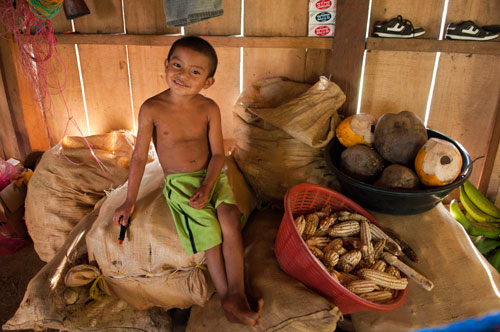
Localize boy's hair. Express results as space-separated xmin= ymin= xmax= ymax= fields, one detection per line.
xmin=167 ymin=36 xmax=218 ymax=78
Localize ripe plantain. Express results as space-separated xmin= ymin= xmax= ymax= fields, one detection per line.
xmin=463 ymin=181 xmax=500 ymax=218
xmin=460 ymin=186 xmax=500 ymax=223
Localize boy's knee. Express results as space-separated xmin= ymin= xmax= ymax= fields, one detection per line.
xmin=217 ymin=203 xmax=241 ymax=227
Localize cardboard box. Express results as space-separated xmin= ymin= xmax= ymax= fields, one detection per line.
xmin=308 ymin=24 xmax=335 ymax=37
xmin=0 ymin=182 xmax=27 ymax=239
xmin=309 ymin=0 xmax=336 ymax=11
xmin=309 ymin=11 xmax=336 ymax=25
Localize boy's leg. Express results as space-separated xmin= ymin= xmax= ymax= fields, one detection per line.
xmin=204 ymin=244 xmax=228 ymax=298
xmin=217 ymin=203 xmax=263 ymax=327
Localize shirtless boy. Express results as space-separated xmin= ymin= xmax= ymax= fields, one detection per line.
xmin=112 ymin=36 xmax=263 ymax=327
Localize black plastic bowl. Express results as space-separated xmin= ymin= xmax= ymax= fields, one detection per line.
xmin=325 ymin=129 xmax=473 ymax=215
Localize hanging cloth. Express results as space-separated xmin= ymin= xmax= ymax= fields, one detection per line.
xmin=163 ymin=0 xmax=223 ymax=27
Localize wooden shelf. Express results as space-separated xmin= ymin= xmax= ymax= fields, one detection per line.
xmin=55 ymin=33 xmax=334 ymax=49
xmin=367 ymin=37 xmax=500 ymax=55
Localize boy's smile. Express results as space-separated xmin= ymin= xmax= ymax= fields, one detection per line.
xmin=165 ymin=46 xmax=214 ymax=96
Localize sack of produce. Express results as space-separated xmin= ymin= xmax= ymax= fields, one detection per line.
xmin=3 ymin=202 xmax=173 ymax=332
xmin=25 ymin=130 xmax=140 ymax=262
xmin=186 ymin=209 xmax=342 ymax=332
xmin=232 ymin=76 xmax=343 ymax=203
xmin=86 ymin=156 xmax=256 ymax=310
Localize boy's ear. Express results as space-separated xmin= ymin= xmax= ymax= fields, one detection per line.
xmin=164 ymin=58 xmax=168 ymax=69
xmin=203 ymin=77 xmax=215 ymax=89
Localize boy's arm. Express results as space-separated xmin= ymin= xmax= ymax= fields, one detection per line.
xmin=189 ymin=102 xmax=225 ymax=209
xmin=112 ymin=103 xmax=154 ymax=224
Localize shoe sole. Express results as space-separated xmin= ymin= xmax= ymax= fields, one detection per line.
xmin=445 ymin=33 xmax=499 ymax=41
xmin=374 ymin=31 xmax=425 ymax=38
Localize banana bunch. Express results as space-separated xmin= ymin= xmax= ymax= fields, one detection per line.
xmin=449 ymin=180 xmax=500 ymax=273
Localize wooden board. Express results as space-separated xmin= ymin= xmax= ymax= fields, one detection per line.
xmin=123 ymin=0 xmax=178 ymax=34
xmin=446 ymin=0 xmax=500 ymax=26
xmin=427 ymin=53 xmax=500 ymax=187
xmin=77 ymin=45 xmax=133 ymax=134
xmin=243 ymin=48 xmax=306 ymax=88
xmin=305 ymin=49 xmax=333 ymax=84
xmin=244 ymin=0 xmax=308 ymax=37
xmin=185 ymin=0 xmax=241 ymax=36
xmin=370 ymin=0 xmax=445 ymax=39
xmin=44 ymin=44 xmax=88 ymax=142
xmin=0 ymin=65 xmax=19 ymax=159
xmin=487 ymin=117 xmax=500 ymax=202
xmin=50 ymin=10 xmax=72 ymax=33
xmin=73 ymin=0 xmax=124 ymax=33
xmin=360 ymin=50 xmax=435 ymax=121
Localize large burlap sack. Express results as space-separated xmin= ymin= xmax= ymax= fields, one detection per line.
xmin=86 ymin=156 xmax=257 ymax=310
xmin=3 ymin=201 xmax=173 ymax=332
xmin=186 ymin=209 xmax=342 ymax=332
xmin=232 ymin=77 xmax=341 ymax=203
xmin=26 ymin=130 xmax=139 ymax=262
xmin=351 ymin=204 xmax=500 ymax=332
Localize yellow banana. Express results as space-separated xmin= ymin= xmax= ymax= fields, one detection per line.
xmin=460 ymin=186 xmax=500 ymax=223
xmin=463 ymin=181 xmax=500 ymax=218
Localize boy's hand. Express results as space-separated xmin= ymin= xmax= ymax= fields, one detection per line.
xmin=113 ymin=201 xmax=135 ymax=226
xmin=189 ymin=185 xmax=210 ymax=209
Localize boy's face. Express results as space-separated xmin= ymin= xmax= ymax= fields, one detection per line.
xmin=165 ymin=46 xmax=214 ymax=96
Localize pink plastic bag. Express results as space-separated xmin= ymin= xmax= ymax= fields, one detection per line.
xmin=0 ymin=160 xmax=20 ymax=191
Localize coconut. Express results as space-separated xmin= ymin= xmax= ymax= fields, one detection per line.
xmin=340 ymin=144 xmax=385 ymax=182
xmin=336 ymin=113 xmax=377 ymax=148
xmin=374 ymin=164 xmax=420 ymax=190
xmin=414 ymin=138 xmax=462 ymax=187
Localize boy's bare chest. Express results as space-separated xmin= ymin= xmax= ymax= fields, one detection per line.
xmin=153 ymin=113 xmax=208 ymax=143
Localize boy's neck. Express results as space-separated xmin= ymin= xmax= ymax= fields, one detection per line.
xmin=166 ymin=89 xmax=199 ymax=104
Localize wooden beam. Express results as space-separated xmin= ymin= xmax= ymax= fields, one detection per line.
xmin=328 ymin=0 xmax=370 ymax=117
xmin=367 ymin=38 xmax=500 ymax=56
xmin=55 ymin=34 xmax=334 ymax=49
xmin=479 ymin=99 xmax=500 ymax=195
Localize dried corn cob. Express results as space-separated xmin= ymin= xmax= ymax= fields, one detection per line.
xmin=319 ymin=216 xmax=336 ymax=232
xmin=308 ymin=246 xmax=324 ymax=260
xmin=358 ymin=268 xmax=408 ymax=290
xmin=360 ymin=220 xmax=375 ymax=264
xmin=385 ymin=265 xmax=401 ymax=279
xmin=328 ymin=221 xmax=360 ymax=237
xmin=294 ymin=215 xmax=306 ymax=236
xmin=383 ymin=252 xmax=434 ymax=291
xmin=373 ymin=239 xmax=386 ymax=259
xmin=313 ymin=229 xmax=328 ymax=237
xmin=336 ymin=246 xmax=348 ymax=256
xmin=369 ymin=223 xmax=404 ymax=256
xmin=383 ymin=228 xmax=418 ymax=262
xmin=331 ymin=270 xmax=360 ymax=286
xmin=323 ymin=250 xmax=340 ymax=268
xmin=324 ymin=238 xmax=343 ymax=252
xmin=317 ymin=205 xmax=332 ymax=218
xmin=360 ymin=290 xmax=393 ymax=303
xmin=338 ymin=250 xmax=362 ymax=273
xmin=306 ymin=236 xmax=330 ymax=248
xmin=371 ymin=260 xmax=387 ymax=272
xmin=303 ymin=213 xmax=320 ymax=238
xmin=338 ymin=212 xmax=370 ymax=223
xmin=347 ymin=280 xmax=378 ymax=294
xmin=341 ymin=237 xmax=364 ymax=250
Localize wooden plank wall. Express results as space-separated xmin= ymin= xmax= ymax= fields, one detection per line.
xmin=363 ymin=0 xmax=500 ymax=201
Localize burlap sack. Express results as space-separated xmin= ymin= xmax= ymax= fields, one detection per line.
xmin=86 ymin=156 xmax=257 ymax=310
xmin=232 ymin=77 xmax=341 ymax=204
xmin=26 ymin=130 xmax=138 ymax=262
xmin=3 ymin=201 xmax=173 ymax=332
xmin=186 ymin=209 xmax=342 ymax=332
xmin=351 ymin=204 xmax=500 ymax=331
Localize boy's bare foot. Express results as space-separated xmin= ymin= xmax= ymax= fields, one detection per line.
xmin=222 ymin=294 xmax=264 ymax=327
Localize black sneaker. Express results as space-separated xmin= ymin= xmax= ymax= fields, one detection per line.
xmin=373 ymin=15 xmax=425 ymax=38
xmin=445 ymin=21 xmax=499 ymax=41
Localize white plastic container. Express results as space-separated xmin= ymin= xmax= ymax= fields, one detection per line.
xmin=309 ymin=11 xmax=336 ymax=25
xmin=309 ymin=0 xmax=336 ymax=12
xmin=308 ymin=24 xmax=335 ymax=37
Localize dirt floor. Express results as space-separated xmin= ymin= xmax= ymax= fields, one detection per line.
xmin=0 ymin=241 xmax=46 ymax=332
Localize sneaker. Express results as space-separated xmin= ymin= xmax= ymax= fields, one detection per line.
xmin=373 ymin=15 xmax=425 ymax=38
xmin=445 ymin=21 xmax=499 ymax=41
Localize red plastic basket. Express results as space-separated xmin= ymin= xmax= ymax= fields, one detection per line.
xmin=275 ymin=183 xmax=408 ymax=314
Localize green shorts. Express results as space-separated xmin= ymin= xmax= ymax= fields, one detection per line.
xmin=163 ymin=169 xmax=244 ymax=256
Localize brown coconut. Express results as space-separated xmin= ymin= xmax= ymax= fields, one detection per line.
xmin=373 ymin=111 xmax=428 ymax=166
xmin=340 ymin=145 xmax=385 ymax=182
xmin=374 ymin=164 xmax=420 ymax=190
